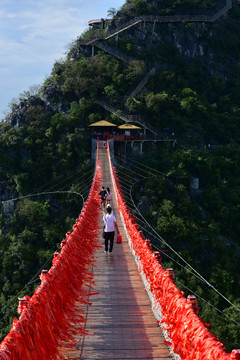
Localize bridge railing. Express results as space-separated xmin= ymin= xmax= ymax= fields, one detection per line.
xmin=106 ymin=140 xmax=239 ymax=360
xmin=0 ymin=154 xmax=102 ymax=360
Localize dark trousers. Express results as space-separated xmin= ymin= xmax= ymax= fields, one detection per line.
xmin=105 ymin=231 xmax=115 ymax=252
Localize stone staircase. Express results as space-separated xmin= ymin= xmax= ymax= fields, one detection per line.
xmin=127 ymin=67 xmax=156 ymax=97
xmin=105 ymin=18 xmax=143 ymax=40
xmin=211 ymin=0 xmax=232 ymax=21
xmin=79 ymin=0 xmax=233 ymax=67
xmin=93 ymin=42 xmax=133 ymax=62
xmin=98 ymin=99 xmax=159 ymax=136
xmin=98 ymin=99 xmax=135 ymax=123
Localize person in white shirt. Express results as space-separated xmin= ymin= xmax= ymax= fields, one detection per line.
xmin=103 ymin=206 xmax=119 ymax=253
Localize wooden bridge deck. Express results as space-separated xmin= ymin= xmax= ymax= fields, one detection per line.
xmin=62 ymin=148 xmax=171 ymax=359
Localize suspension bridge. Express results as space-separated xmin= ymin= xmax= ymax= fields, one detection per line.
xmin=0 ymin=142 xmax=239 ymax=360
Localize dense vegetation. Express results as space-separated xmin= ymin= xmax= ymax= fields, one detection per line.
xmin=118 ymin=0 xmax=225 ymax=16
xmin=0 ymin=0 xmax=239 ymax=350
xmin=0 ymin=99 xmax=95 ymax=337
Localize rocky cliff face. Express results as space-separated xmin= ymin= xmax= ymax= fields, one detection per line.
xmin=107 ymin=1 xmax=240 ymax=79
xmin=108 ymin=8 xmax=238 ymax=79
xmin=3 ymin=82 xmax=69 ymax=128
xmin=40 ymin=81 xmax=70 ymax=114
xmin=3 ymin=96 xmax=47 ymax=128
xmin=120 ymin=20 xmax=209 ymax=58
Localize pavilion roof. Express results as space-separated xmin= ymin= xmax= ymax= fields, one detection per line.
xmin=118 ymin=123 xmax=141 ymax=130
xmin=89 ymin=120 xmax=117 ymax=127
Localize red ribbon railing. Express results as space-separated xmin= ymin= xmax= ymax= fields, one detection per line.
xmin=106 ymin=141 xmax=239 ymax=360
xmin=0 ymin=158 xmax=102 ymax=360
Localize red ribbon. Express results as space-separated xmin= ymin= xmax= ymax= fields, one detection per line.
xmin=0 ymin=160 xmax=102 ymax=359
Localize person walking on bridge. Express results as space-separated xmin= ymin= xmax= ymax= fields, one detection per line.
xmin=103 ymin=206 xmax=119 ymax=254
xmin=106 ymin=187 xmax=112 ymax=205
xmin=99 ymin=186 xmax=107 ymax=209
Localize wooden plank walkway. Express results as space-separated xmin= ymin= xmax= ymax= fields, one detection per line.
xmin=61 ymin=148 xmax=171 ymax=360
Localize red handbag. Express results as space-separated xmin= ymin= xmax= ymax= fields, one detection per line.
xmin=116 ymin=234 xmax=122 ymax=244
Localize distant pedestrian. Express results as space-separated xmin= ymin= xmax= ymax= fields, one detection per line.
xmin=103 ymin=206 xmax=119 ymax=254
xmin=106 ymin=203 xmax=113 ymax=214
xmin=99 ymin=186 xmax=107 ymax=209
xmin=106 ymin=187 xmax=112 ymax=205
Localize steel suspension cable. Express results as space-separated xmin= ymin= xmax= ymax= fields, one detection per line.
xmin=118 ymin=181 xmax=240 ymax=325
xmin=128 ymin=178 xmax=240 ymax=313
xmin=115 ymin=153 xmax=167 ymax=177
xmin=46 ymin=164 xmax=95 ymax=192
xmin=177 ymin=282 xmax=240 ymax=327
xmin=2 ymin=190 xmax=84 ymax=205
xmin=115 ymin=160 xmax=240 ymax=312
xmin=2 ymin=165 xmax=95 ymax=204
xmin=115 ymin=155 xmax=160 ymax=178
xmin=113 ymin=152 xmax=240 ymax=324
xmin=0 ymin=170 xmax=97 ymax=322
xmin=119 ymin=195 xmax=209 ymax=283
xmin=36 ymin=160 xmax=94 ymax=193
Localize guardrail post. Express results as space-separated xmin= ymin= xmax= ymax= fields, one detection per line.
xmin=166 ymin=268 xmax=175 ymax=281
xmin=154 ymin=251 xmax=162 ymax=263
xmin=145 ymin=239 xmax=152 ymax=249
xmin=187 ymin=295 xmax=200 ymax=315
xmin=17 ymin=296 xmax=30 ymax=315
xmin=40 ymin=269 xmax=49 ymax=283
xmin=231 ymin=350 xmax=240 ymax=360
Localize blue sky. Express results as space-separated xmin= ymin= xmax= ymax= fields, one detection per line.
xmin=0 ymin=0 xmax=125 ymax=120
